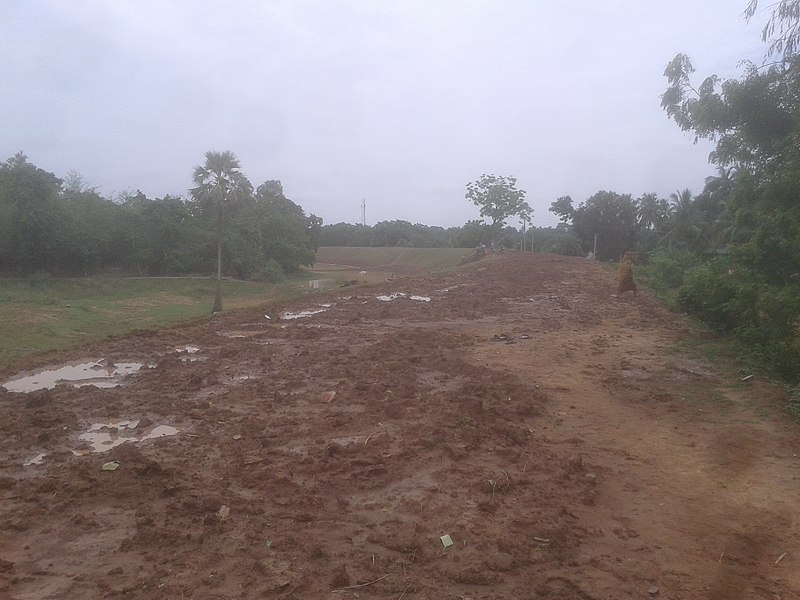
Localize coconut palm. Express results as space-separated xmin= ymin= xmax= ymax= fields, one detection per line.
xmin=190 ymin=150 xmax=249 ymax=313
xmin=661 ymin=188 xmax=703 ymax=250
xmin=636 ymin=193 xmax=670 ymax=230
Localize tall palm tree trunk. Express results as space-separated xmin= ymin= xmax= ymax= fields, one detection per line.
xmin=212 ymin=202 xmax=223 ymax=313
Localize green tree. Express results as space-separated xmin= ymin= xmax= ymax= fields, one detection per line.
xmin=745 ymin=0 xmax=800 ymax=61
xmin=190 ymin=151 xmax=251 ymax=313
xmin=0 ymin=152 xmax=64 ymax=274
xmin=659 ymin=5 xmax=800 ymax=383
xmin=636 ymin=193 xmax=670 ymax=231
xmin=549 ymin=191 xmax=639 ymax=260
xmin=549 ymin=196 xmax=575 ymax=224
xmin=465 ymin=174 xmax=531 ymax=234
xmin=660 ymin=189 xmax=702 ymax=250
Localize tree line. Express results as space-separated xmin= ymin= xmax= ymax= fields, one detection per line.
xmin=0 ymin=152 xmax=321 ymax=281
xmin=650 ymin=1 xmax=800 ymax=386
xmin=546 ymin=2 xmax=800 ymax=387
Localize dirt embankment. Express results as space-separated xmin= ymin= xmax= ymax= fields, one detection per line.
xmin=0 ymin=253 xmax=798 ymax=599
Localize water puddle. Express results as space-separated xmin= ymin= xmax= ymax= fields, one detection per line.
xmin=140 ymin=425 xmax=179 ymax=441
xmin=3 ymin=360 xmax=144 ymax=393
xmin=410 ymin=295 xmax=431 ymax=302
xmin=24 ymin=452 xmax=46 ymax=466
xmin=73 ymin=420 xmax=179 ymax=455
xmin=281 ymin=308 xmax=328 ymax=320
xmin=75 ymin=420 xmax=140 ymax=454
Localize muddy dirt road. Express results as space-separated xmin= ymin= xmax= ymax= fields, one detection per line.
xmin=1 ymin=254 xmax=798 ymax=599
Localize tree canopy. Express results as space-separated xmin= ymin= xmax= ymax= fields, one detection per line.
xmin=465 ymin=174 xmax=531 ymax=231
xmin=0 ymin=153 xmax=320 ymax=283
xmin=653 ymin=1 xmax=800 ymax=384
xmin=549 ymin=191 xmax=639 ymax=260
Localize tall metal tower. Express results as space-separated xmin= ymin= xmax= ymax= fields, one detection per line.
xmin=361 ymin=198 xmax=366 ymax=226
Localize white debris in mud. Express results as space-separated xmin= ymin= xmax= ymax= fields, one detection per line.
xmin=376 ymin=293 xmax=432 ymax=302
xmin=23 ymin=452 xmax=46 ymax=466
xmin=175 ymin=346 xmax=204 ymax=362
xmin=281 ymin=308 xmax=328 ymax=320
xmin=376 ymin=293 xmax=407 ymax=302
xmin=2 ymin=360 xmax=144 ymax=393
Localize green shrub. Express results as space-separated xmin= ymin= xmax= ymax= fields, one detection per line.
xmin=256 ymin=259 xmax=285 ymax=283
xmin=790 ymin=387 xmax=800 ymax=420
xmin=640 ymin=249 xmax=700 ymax=303
xmin=677 ymin=259 xmax=740 ymax=332
xmin=676 ymin=259 xmax=800 ymax=383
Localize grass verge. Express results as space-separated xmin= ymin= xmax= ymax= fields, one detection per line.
xmin=0 ymin=276 xmax=306 ymax=370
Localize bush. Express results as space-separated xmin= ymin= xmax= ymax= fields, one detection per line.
xmin=790 ymin=387 xmax=800 ymax=420
xmin=675 ymin=259 xmax=800 ymax=383
xmin=677 ymin=259 xmax=740 ymax=332
xmin=646 ymin=248 xmax=700 ymax=291
xmin=256 ymin=259 xmax=285 ymax=283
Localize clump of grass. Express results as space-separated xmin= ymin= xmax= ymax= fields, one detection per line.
xmin=790 ymin=387 xmax=800 ymax=420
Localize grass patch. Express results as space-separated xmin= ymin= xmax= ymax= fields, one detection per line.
xmin=315 ymin=247 xmax=470 ymax=275
xmin=0 ymin=276 xmax=305 ymax=369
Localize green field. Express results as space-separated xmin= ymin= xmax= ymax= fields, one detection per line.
xmin=0 ymin=248 xmax=472 ymax=370
xmin=314 ymin=246 xmax=471 ymax=275
xmin=0 ymin=276 xmax=307 ymax=369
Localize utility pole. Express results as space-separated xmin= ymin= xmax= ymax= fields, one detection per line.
xmin=593 ymin=233 xmax=598 ymax=258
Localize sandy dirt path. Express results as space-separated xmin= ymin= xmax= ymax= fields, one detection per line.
xmin=0 ymin=253 xmax=797 ymax=599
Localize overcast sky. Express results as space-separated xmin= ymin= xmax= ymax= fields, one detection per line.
xmin=2 ymin=1 xmax=767 ymax=228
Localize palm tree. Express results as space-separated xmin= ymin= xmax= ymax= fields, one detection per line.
xmin=190 ymin=150 xmax=248 ymax=313
xmin=662 ymin=188 xmax=703 ymax=250
xmin=636 ymin=193 xmax=670 ymax=230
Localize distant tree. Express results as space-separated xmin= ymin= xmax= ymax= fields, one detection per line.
xmin=0 ymin=152 xmax=64 ymax=274
xmin=249 ymin=180 xmax=315 ymax=276
xmin=549 ymin=196 xmax=575 ymax=224
xmin=453 ymin=219 xmax=493 ymax=248
xmin=636 ymin=193 xmax=670 ymax=231
xmin=318 ymin=223 xmax=375 ymax=247
xmin=465 ymin=174 xmax=531 ymax=233
xmin=190 ymin=151 xmax=251 ymax=313
xmin=660 ymin=189 xmax=705 ymax=250
xmin=307 ymin=214 xmax=323 ymax=251
xmin=530 ymin=226 xmax=583 ymax=256
xmin=550 ymin=191 xmax=639 ymax=260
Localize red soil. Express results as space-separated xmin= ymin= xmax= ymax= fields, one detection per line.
xmin=1 ymin=254 xmax=798 ymax=599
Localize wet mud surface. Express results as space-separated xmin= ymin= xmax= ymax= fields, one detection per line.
xmin=1 ymin=254 xmax=798 ymax=599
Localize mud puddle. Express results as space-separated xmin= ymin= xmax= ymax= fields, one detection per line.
xmin=73 ymin=420 xmax=180 ymax=455
xmin=3 ymin=360 xmax=144 ymax=393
